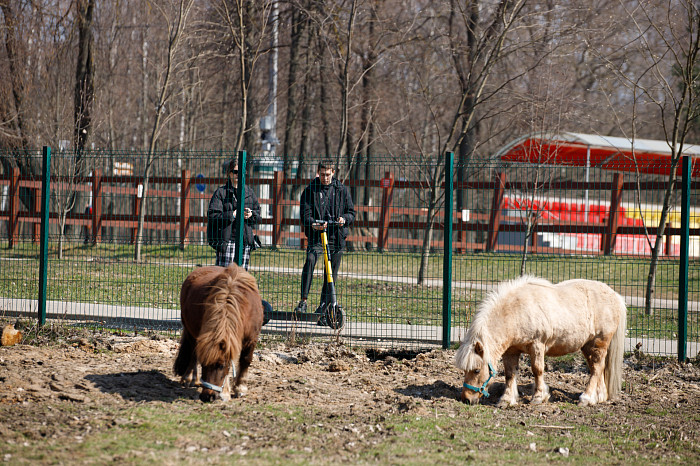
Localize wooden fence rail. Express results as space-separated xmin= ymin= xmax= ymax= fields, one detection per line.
xmin=1 ymin=167 xmax=698 ymax=256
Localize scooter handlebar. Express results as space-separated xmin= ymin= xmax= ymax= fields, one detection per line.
xmin=312 ymin=219 xmax=343 ymax=228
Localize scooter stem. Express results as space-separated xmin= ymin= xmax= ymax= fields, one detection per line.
xmin=318 ymin=227 xmax=338 ymax=306
xmin=320 ymin=229 xmax=333 ymax=284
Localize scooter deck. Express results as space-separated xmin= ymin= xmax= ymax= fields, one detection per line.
xmin=264 ymin=309 xmax=319 ymax=323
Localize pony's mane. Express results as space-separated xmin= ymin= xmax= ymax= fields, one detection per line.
xmin=196 ymin=266 xmax=260 ymax=366
xmin=454 ymin=275 xmax=552 ymax=370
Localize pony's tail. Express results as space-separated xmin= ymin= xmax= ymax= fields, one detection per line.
xmin=604 ymin=294 xmax=627 ymax=400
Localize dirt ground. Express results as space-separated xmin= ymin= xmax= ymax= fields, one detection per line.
xmin=1 ymin=332 xmax=700 ymax=463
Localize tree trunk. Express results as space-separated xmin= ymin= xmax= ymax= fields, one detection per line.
xmin=69 ymin=0 xmax=96 ymax=236
xmin=356 ymin=9 xmax=377 ymax=251
xmin=519 ymin=214 xmax=535 ymax=276
xmin=644 ymin=177 xmax=676 ymax=315
xmin=282 ymin=8 xmax=306 ymax=159
xmin=74 ymin=0 xmax=95 ymax=154
xmin=452 ymin=0 xmax=478 ymax=217
xmin=318 ymin=37 xmax=333 ymax=156
xmin=417 ymin=198 xmax=436 ymax=285
xmin=0 ymin=3 xmax=37 ymax=212
xmin=335 ymin=0 xmax=358 ymax=159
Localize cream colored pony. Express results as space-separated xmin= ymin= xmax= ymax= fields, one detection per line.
xmin=455 ymin=276 xmax=626 ymax=407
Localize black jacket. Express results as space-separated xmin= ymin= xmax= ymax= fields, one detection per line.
xmin=207 ymin=180 xmax=262 ymax=251
xmin=300 ymin=177 xmax=355 ymax=248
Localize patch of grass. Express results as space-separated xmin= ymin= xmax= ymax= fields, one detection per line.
xmin=644 ymin=406 xmax=670 ymax=417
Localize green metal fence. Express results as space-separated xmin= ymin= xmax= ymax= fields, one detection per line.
xmin=0 ymin=148 xmax=698 ymax=356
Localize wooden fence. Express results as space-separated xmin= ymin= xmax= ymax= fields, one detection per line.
xmin=1 ymin=166 xmax=697 ymax=255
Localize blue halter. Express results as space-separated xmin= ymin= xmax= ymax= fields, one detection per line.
xmin=200 ymin=364 xmax=237 ymax=394
xmin=200 ymin=380 xmax=223 ymax=393
xmin=462 ymin=362 xmax=496 ymax=397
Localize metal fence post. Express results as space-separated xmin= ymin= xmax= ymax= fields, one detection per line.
xmin=442 ymin=152 xmax=454 ymax=349
xmin=234 ymin=150 xmax=247 ymax=267
xmin=38 ymin=146 xmax=51 ymax=326
xmin=678 ymin=155 xmax=690 ymax=362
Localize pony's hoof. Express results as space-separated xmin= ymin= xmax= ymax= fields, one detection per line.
xmin=531 ymin=394 xmax=550 ymax=405
xmin=180 ymin=378 xmax=195 ymax=388
xmin=497 ymin=400 xmax=516 ymax=408
xmin=578 ymin=393 xmax=596 ymax=406
xmin=234 ymin=385 xmax=248 ymax=398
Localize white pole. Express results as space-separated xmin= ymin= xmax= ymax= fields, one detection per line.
xmin=584 ymin=145 xmax=590 ymax=223
xmin=269 ymin=0 xmax=278 ymax=138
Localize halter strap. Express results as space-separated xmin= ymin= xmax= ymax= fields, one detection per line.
xmin=200 ymin=364 xmax=237 ymax=394
xmin=200 ymin=380 xmax=223 ymax=393
xmin=462 ymin=362 xmax=496 ymax=397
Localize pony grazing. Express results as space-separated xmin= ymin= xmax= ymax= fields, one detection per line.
xmin=454 ymin=276 xmax=626 ymax=407
xmin=174 ymin=264 xmax=263 ymax=402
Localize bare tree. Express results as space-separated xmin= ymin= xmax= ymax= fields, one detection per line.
xmin=74 ymin=0 xmax=95 ymax=155
xmin=53 ymin=146 xmax=82 ymax=259
xmin=414 ymin=0 xmax=528 ymax=284
xmin=604 ymin=0 xmax=700 ymax=314
xmin=0 ymin=0 xmax=38 ymax=205
xmin=134 ymin=0 xmax=194 ymax=261
xmin=217 ymin=0 xmax=273 ymax=152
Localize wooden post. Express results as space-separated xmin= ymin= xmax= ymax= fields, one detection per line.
xmin=272 ymin=170 xmax=283 ymax=247
xmin=531 ymin=220 xmax=538 ymax=254
xmin=92 ymin=169 xmax=102 ymax=244
xmin=9 ymin=167 xmax=20 ymax=249
xmin=665 ymin=222 xmax=672 ymax=256
xmin=32 ymin=187 xmax=40 ymax=243
xmin=180 ymin=169 xmax=191 ymax=249
xmin=377 ymin=171 xmax=394 ymax=252
xmin=603 ymin=172 xmax=624 ymax=255
xmin=457 ymin=212 xmax=466 ymax=254
xmin=486 ymin=172 xmax=505 ymax=252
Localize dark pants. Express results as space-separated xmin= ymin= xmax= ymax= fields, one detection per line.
xmin=301 ymin=242 xmax=342 ymax=306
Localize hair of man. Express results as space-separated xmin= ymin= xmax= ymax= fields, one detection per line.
xmin=227 ymin=159 xmax=238 ymax=175
xmin=317 ymin=158 xmax=336 ymax=173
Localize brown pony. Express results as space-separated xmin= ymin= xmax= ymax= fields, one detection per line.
xmin=455 ymin=276 xmax=626 ymax=407
xmin=174 ymin=264 xmax=263 ymax=402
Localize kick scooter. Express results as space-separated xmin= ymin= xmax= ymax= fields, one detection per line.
xmin=262 ymin=220 xmax=346 ymax=330
xmin=310 ymin=219 xmax=346 ymax=330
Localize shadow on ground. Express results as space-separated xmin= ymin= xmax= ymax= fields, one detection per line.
xmin=85 ymin=370 xmax=197 ymax=402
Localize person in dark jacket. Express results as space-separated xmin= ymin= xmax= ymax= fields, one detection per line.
xmin=294 ymin=159 xmax=355 ymax=318
xmin=207 ymin=159 xmax=261 ymax=269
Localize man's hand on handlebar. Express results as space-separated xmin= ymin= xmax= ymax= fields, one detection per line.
xmin=312 ymin=217 xmax=345 ymax=230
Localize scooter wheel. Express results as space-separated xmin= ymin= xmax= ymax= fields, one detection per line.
xmin=325 ymin=304 xmax=346 ymax=330
xmin=262 ymin=299 xmax=272 ymax=326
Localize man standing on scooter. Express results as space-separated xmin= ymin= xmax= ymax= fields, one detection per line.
xmin=295 ymin=159 xmax=355 ymax=323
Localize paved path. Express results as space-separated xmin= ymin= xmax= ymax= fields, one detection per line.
xmin=2 ymin=263 xmax=697 ymax=357
xmin=247 ymin=265 xmax=699 ymax=312
xmin=2 ymin=295 xmax=697 ymax=357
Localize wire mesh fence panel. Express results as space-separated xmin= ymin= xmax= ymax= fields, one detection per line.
xmin=0 ymin=149 xmax=697 ymax=355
